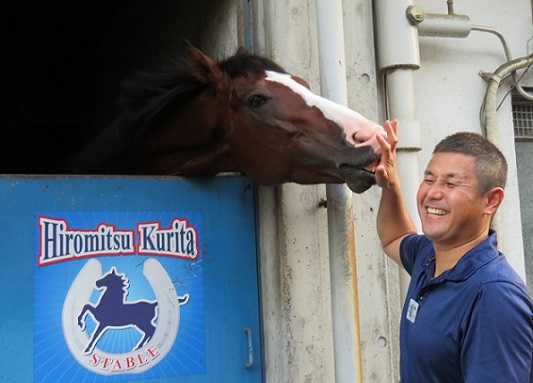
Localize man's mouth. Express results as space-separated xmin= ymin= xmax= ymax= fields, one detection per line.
xmin=426 ymin=207 xmax=448 ymax=216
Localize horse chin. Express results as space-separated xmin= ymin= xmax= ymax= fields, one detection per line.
xmin=339 ymin=166 xmax=376 ymax=194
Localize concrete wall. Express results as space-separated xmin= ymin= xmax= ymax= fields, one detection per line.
xmin=517 ymin=141 xmax=533 ymax=291
xmin=344 ymin=1 xmax=403 ymax=382
xmin=253 ymin=2 xmax=336 ymax=382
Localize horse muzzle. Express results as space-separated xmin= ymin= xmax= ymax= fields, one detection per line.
xmin=337 ymin=146 xmax=379 ymax=193
xmin=338 ymin=165 xmax=376 ymax=193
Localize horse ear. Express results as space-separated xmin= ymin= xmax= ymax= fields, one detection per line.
xmin=186 ymin=45 xmax=226 ymax=92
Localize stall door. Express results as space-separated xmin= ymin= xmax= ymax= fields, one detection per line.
xmin=0 ymin=176 xmax=262 ymax=383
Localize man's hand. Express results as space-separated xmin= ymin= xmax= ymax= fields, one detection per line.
xmin=375 ymin=119 xmax=400 ymax=190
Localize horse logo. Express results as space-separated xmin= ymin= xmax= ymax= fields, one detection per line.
xmin=62 ymin=258 xmax=190 ymax=375
xmin=77 ymin=267 xmax=189 ymax=354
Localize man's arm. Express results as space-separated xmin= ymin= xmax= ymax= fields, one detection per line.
xmin=375 ymin=120 xmax=417 ymax=264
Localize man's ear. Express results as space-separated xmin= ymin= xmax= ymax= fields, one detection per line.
xmin=484 ymin=187 xmax=505 ymax=215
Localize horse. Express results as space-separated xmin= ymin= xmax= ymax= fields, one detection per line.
xmin=77 ymin=267 xmax=189 ymax=354
xmin=71 ymin=45 xmax=385 ymax=193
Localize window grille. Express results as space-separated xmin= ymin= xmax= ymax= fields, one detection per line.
xmin=513 ymin=88 xmax=533 ymax=141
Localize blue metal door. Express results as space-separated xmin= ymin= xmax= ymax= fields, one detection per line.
xmin=0 ymin=176 xmax=262 ymax=383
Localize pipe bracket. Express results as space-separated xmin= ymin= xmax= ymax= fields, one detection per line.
xmin=396 ymin=120 xmax=421 ymax=151
xmin=406 ymin=5 xmax=425 ymax=25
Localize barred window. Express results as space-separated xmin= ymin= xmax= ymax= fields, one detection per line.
xmin=513 ymin=88 xmax=533 ymax=141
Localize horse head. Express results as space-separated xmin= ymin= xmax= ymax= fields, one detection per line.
xmin=221 ymin=52 xmax=385 ymax=193
xmin=96 ymin=267 xmax=128 ymax=292
xmin=72 ymin=45 xmax=385 ymax=193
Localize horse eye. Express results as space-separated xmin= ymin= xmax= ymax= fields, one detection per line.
xmin=247 ymin=94 xmax=269 ymax=108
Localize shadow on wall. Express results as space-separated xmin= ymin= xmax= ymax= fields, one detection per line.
xmin=5 ymin=0 xmax=228 ymax=174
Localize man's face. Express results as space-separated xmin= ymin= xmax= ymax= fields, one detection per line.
xmin=416 ymin=152 xmax=489 ymax=248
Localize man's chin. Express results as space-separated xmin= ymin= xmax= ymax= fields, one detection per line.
xmin=424 ymin=233 xmax=441 ymax=242
xmin=421 ymin=226 xmax=447 ymax=242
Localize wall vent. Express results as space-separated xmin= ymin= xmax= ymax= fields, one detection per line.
xmin=513 ymin=88 xmax=533 ymax=141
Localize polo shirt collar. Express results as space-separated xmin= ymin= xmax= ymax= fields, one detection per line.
xmin=427 ymin=230 xmax=501 ymax=283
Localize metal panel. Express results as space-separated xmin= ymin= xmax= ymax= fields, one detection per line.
xmin=0 ymin=175 xmax=262 ymax=383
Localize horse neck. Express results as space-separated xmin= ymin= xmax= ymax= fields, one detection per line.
xmin=130 ymin=92 xmax=238 ymax=175
xmin=100 ymin=287 xmax=125 ymax=305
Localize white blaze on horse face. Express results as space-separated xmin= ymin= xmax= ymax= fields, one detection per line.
xmin=265 ymin=71 xmax=385 ymax=155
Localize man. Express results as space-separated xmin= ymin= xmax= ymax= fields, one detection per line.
xmin=375 ymin=120 xmax=533 ymax=382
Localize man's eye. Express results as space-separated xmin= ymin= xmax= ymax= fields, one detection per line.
xmin=247 ymin=94 xmax=269 ymax=108
xmin=424 ymin=178 xmax=434 ymax=184
xmin=446 ymin=182 xmax=456 ymax=188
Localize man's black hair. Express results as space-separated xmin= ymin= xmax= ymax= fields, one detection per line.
xmin=433 ymin=132 xmax=507 ymax=194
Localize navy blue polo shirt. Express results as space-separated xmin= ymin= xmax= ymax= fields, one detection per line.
xmin=399 ymin=231 xmax=533 ymax=383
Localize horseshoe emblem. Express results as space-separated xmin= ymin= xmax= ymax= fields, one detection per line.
xmin=62 ymin=258 xmax=186 ymax=375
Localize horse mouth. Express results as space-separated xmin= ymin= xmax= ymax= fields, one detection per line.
xmin=338 ymin=163 xmax=376 ymax=193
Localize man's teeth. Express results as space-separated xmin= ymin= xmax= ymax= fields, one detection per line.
xmin=427 ymin=207 xmax=448 ymax=216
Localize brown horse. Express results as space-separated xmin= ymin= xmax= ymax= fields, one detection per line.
xmin=71 ymin=45 xmax=385 ymax=193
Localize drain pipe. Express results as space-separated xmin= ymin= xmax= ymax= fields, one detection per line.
xmin=480 ymin=55 xmax=533 ymax=280
xmin=483 ymin=55 xmax=533 ymax=133
xmin=374 ymin=0 xmax=422 ymax=296
xmin=315 ymin=1 xmax=363 ymax=382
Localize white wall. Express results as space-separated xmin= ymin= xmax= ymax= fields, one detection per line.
xmin=411 ymin=0 xmax=532 ymax=277
xmin=254 ymin=2 xmax=337 ymax=383
xmin=414 ymin=0 xmax=532 ymax=165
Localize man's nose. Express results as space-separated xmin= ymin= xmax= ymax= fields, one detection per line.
xmin=425 ymin=182 xmax=445 ymax=200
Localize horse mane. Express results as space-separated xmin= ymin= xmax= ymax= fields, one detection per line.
xmin=118 ymin=50 xmax=287 ymax=139
xmin=218 ymin=51 xmax=286 ymax=78
xmin=105 ymin=270 xmax=129 ymax=292
xmin=71 ymin=48 xmax=286 ymax=173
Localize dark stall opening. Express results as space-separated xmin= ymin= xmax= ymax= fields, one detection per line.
xmin=5 ymin=1 xmax=231 ymax=174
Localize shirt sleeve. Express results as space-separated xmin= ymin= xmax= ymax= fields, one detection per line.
xmin=461 ymin=282 xmax=533 ymax=383
xmin=399 ymin=234 xmax=427 ymax=275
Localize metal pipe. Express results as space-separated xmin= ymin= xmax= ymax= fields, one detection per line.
xmin=471 ymin=25 xmax=533 ymax=101
xmin=376 ymin=0 xmax=420 ymax=70
xmin=417 ymin=13 xmax=471 ymax=38
xmin=411 ymin=6 xmax=532 ymax=101
xmin=514 ymin=67 xmax=533 ymax=101
xmin=315 ymin=1 xmax=363 ymax=381
xmin=375 ymin=0 xmax=422 ymax=297
xmin=482 ymin=54 xmax=533 ymax=281
xmin=447 ymin=0 xmax=454 ymax=15
xmin=483 ymin=55 xmax=533 ymax=133
xmin=471 ymin=25 xmax=512 ymax=61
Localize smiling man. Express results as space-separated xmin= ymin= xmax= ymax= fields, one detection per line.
xmin=375 ymin=120 xmax=533 ymax=382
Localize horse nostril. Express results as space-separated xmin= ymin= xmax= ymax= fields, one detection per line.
xmin=352 ymin=132 xmax=366 ymax=145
